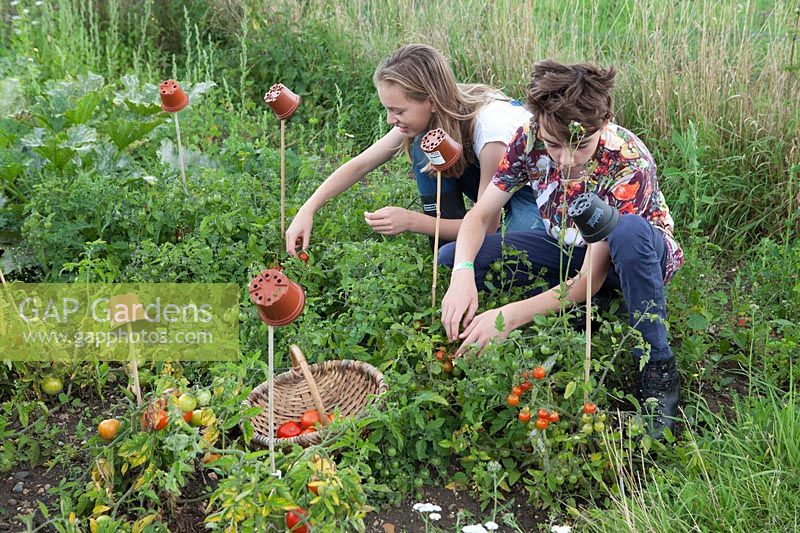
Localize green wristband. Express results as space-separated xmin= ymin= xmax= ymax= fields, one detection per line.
xmin=452 ymin=261 xmax=475 ymax=272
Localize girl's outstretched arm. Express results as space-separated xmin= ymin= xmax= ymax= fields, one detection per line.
xmin=286 ymin=128 xmax=404 ymax=255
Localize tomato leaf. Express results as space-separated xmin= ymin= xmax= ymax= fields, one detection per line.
xmin=564 ymin=381 xmax=577 ymax=399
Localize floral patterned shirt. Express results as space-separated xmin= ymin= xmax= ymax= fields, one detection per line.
xmin=492 ymin=120 xmax=684 ymax=283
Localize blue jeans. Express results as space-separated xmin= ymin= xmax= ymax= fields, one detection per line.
xmin=438 ymin=215 xmax=673 ymax=362
xmin=411 ymin=134 xmax=543 ymax=235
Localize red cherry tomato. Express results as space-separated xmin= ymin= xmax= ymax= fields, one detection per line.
xmin=277 ymin=421 xmax=302 ymax=438
xmin=507 ymin=394 xmax=520 ymax=407
xmin=583 ymin=402 xmax=597 ymax=414
xmin=520 ymin=381 xmax=532 ymax=391
xmin=298 ymin=251 xmax=309 ymax=263
xmin=153 ymin=410 xmax=168 ymax=431
xmin=300 ymin=409 xmax=321 ymax=430
xmin=537 ymin=408 xmax=550 ymax=420
xmin=532 ymin=367 xmax=546 ymax=380
xmin=535 ymin=418 xmax=549 ymax=430
xmin=548 ymin=411 xmax=560 ymax=423
xmin=285 ymin=508 xmax=310 ymax=533
xmin=518 ymin=409 xmax=531 ymax=424
xmin=511 ymin=385 xmax=523 ymax=397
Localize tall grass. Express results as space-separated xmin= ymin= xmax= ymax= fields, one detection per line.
xmin=580 ymin=389 xmax=800 ymax=531
xmin=290 ymin=0 xmax=800 ymax=249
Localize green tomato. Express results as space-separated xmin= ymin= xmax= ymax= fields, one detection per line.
xmin=386 ymin=447 xmax=397 ymax=457
xmin=178 ymin=394 xmax=197 ymax=413
xmin=581 ymin=413 xmax=594 ymax=424
xmin=597 ymin=413 xmax=607 ymax=423
xmin=190 ymin=409 xmax=203 ymax=427
xmin=195 ymin=389 xmax=212 ymax=406
xmin=540 ymin=344 xmax=553 ymax=355
xmin=581 ymin=423 xmax=594 ymax=434
xmin=593 ymin=422 xmax=605 ymax=432
xmin=613 ymin=323 xmax=623 ymax=334
xmin=413 ymin=477 xmax=424 ymax=488
xmin=41 ymin=377 xmax=63 ymax=396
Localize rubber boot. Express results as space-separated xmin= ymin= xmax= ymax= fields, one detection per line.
xmin=638 ymin=357 xmax=681 ymax=439
xmin=420 ymin=192 xmax=466 ymax=249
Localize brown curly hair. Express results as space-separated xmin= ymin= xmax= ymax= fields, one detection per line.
xmin=526 ymin=60 xmax=616 ymax=142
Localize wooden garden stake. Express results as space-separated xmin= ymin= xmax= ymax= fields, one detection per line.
xmin=268 ymin=324 xmax=276 ymax=474
xmin=173 ymin=112 xmax=187 ymax=189
xmin=127 ymin=322 xmax=143 ymax=408
xmin=431 ymin=170 xmax=442 ymax=311
xmin=280 ymin=119 xmax=286 ymax=238
xmin=584 ymin=243 xmax=592 ymax=404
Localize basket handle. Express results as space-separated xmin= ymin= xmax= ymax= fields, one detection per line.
xmin=289 ymin=344 xmax=330 ymax=426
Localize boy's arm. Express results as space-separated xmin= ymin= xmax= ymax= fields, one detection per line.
xmin=441 ymin=184 xmax=512 ymax=341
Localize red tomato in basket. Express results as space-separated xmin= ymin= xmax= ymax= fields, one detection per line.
xmin=300 ymin=409 xmax=321 ymax=430
xmin=276 ymin=421 xmax=302 ymax=438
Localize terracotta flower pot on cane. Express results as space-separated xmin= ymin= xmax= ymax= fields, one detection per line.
xmin=159 ymin=80 xmax=189 ymax=113
xmin=264 ymin=83 xmax=301 ymax=120
xmin=420 ymin=128 xmax=462 ymax=172
xmin=249 ymin=269 xmax=305 ymax=326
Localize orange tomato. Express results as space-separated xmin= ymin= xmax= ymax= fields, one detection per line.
xmin=98 ymin=419 xmax=120 ymax=441
xmin=507 ymin=394 xmax=520 ymax=407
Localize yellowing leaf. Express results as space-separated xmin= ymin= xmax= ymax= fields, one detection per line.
xmin=92 ymin=505 xmax=111 ymax=516
xmin=132 ymin=513 xmax=157 ymax=533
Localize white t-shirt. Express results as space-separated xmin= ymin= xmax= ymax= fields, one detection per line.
xmin=473 ymin=99 xmax=532 ymax=157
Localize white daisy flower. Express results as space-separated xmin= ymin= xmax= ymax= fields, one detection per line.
xmin=462 ymin=525 xmax=489 ymax=533
xmin=485 ymin=521 xmax=499 ymax=531
xmin=551 ymin=526 xmax=572 ymax=533
xmin=429 ymin=513 xmax=441 ymax=521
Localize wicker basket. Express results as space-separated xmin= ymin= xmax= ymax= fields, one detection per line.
xmin=245 ymin=345 xmax=388 ymax=448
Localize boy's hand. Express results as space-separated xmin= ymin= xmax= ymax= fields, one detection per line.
xmin=441 ymin=271 xmax=478 ymax=341
xmin=455 ymin=307 xmax=511 ymax=356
